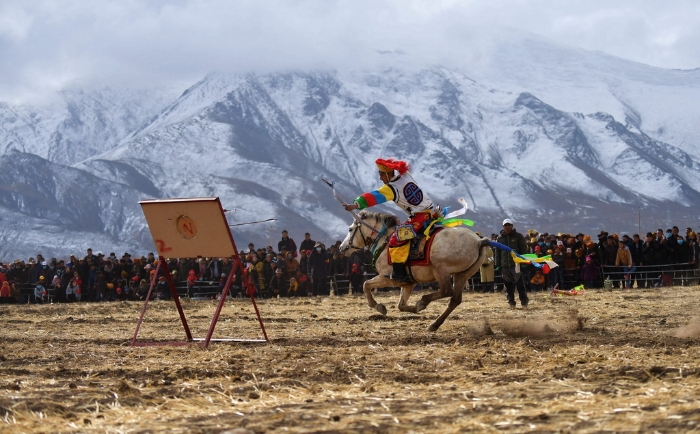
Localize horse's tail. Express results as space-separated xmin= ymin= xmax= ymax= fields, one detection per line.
xmin=478 ymin=237 xmax=491 ymax=250
xmin=474 ymin=236 xmax=491 ymax=269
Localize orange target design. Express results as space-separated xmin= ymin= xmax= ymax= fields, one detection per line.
xmin=176 ymin=215 xmax=198 ymax=239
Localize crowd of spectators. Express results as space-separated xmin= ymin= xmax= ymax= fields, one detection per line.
xmin=0 ymin=230 xmax=373 ymax=304
xmin=0 ymin=225 xmax=697 ymax=304
xmin=483 ymin=225 xmax=699 ymax=292
xmin=233 ymin=230 xmax=372 ymax=298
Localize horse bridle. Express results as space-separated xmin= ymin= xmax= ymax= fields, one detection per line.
xmin=346 ymin=217 xmax=387 ymax=252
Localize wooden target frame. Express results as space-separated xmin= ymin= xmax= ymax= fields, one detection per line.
xmin=131 ymin=197 xmax=269 ymax=347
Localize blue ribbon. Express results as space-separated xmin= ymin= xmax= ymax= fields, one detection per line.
xmin=488 ymin=240 xmax=545 ymax=269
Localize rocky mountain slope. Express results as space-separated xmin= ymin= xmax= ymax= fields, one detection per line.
xmin=1 ymin=35 xmax=699 ymax=259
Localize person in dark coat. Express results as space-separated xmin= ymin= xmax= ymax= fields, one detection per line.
xmin=259 ymin=254 xmax=273 ymax=294
xmin=278 ymin=230 xmax=298 ymax=257
xmin=307 ymin=242 xmax=330 ymax=296
xmin=348 ymin=253 xmax=365 ymax=295
xmin=155 ymin=276 xmax=170 ymax=300
xmin=629 ymin=234 xmax=644 ymax=288
xmin=580 ymin=256 xmax=599 ymax=288
xmin=267 ymin=268 xmax=286 ymax=298
xmin=641 ymin=232 xmax=660 ymax=288
xmin=494 ymin=219 xmax=528 ymax=309
xmin=329 ymin=251 xmax=348 ymax=278
xmin=603 ymin=236 xmax=620 ymax=288
xmin=299 ymin=233 xmax=316 ymax=256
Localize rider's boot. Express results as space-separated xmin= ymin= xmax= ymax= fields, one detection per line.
xmin=391 ymin=263 xmax=411 ymax=283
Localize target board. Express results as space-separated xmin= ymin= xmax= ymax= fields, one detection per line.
xmin=132 ymin=197 xmax=269 ymax=347
xmin=139 ymin=197 xmax=237 ymax=258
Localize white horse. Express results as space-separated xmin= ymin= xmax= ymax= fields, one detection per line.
xmin=339 ymin=210 xmax=490 ymax=331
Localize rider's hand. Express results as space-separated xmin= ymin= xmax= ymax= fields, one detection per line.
xmin=343 ymin=203 xmax=358 ymax=211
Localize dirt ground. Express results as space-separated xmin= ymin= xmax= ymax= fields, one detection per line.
xmin=2 ymin=286 xmax=700 ymax=433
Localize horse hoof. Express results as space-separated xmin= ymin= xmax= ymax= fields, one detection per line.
xmin=415 ymin=300 xmax=426 ymax=313
xmin=427 ymin=323 xmax=439 ymax=332
xmin=376 ymin=304 xmax=387 ymax=316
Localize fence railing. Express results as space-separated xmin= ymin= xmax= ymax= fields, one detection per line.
xmin=7 ymin=281 xmax=228 ymax=304
xmin=479 ymin=262 xmax=698 ymax=291
xmin=4 ymin=262 xmax=698 ymax=304
xmin=331 ymin=262 xmax=699 ymax=294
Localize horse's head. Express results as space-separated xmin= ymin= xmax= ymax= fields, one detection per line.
xmin=339 ymin=212 xmax=369 ymax=256
xmin=339 ymin=211 xmax=398 ymax=256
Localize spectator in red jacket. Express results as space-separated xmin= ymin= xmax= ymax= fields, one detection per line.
xmin=0 ymin=281 xmax=11 ymax=302
xmin=186 ymin=269 xmax=198 ymax=297
xmin=293 ymin=269 xmax=310 ymax=297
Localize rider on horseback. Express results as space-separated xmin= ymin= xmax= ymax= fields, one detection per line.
xmin=343 ymin=158 xmax=435 ymax=282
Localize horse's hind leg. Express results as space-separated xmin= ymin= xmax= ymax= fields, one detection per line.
xmin=415 ymin=273 xmax=452 ymax=313
xmin=428 ymin=271 xmax=468 ymax=332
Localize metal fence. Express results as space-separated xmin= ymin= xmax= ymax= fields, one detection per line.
xmin=330 ymin=262 xmax=699 ymax=294
xmin=480 ymin=262 xmax=698 ymax=291
xmin=5 ymin=261 xmax=698 ymax=304
xmin=8 ymin=281 xmax=226 ymax=304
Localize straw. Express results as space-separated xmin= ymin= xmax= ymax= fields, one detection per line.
xmin=0 ymin=286 xmax=699 ymax=432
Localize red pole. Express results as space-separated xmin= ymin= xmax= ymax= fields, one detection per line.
xmin=131 ymin=259 xmax=161 ymax=346
xmin=201 ymin=263 xmax=234 ymax=348
xmin=239 ymin=256 xmax=269 ymax=343
xmin=161 ymin=257 xmax=193 ymax=341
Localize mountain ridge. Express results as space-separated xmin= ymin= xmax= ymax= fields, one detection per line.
xmin=1 ymin=36 xmax=699 ymax=259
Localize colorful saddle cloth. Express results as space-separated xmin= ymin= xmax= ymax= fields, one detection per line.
xmin=388 ymin=225 xmax=443 ymax=267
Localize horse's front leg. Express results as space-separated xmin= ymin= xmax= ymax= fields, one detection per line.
xmin=363 ymin=275 xmax=391 ymax=316
xmin=396 ymin=284 xmax=417 ymax=313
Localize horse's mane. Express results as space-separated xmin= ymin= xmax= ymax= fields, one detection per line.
xmin=359 ymin=210 xmax=400 ymax=229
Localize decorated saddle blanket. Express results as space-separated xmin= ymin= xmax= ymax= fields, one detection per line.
xmin=388 ymin=226 xmax=443 ymax=267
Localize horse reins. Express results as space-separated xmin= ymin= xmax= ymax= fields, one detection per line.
xmin=348 ymin=219 xmax=389 ymax=265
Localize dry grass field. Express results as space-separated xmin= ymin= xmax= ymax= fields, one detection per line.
xmin=2 ymin=286 xmax=700 ymax=433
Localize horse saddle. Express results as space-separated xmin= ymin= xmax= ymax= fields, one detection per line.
xmin=389 ymin=224 xmax=443 ymax=266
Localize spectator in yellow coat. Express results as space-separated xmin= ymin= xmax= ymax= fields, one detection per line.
xmin=530 ymin=270 xmax=546 ymax=291
xmin=479 ymin=245 xmax=495 ymax=292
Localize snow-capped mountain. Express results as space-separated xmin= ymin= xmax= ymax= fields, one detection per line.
xmin=1 ymin=34 xmax=700 ymax=260
xmin=0 ymin=86 xmax=176 ymax=166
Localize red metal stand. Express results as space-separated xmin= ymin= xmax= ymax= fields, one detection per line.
xmin=131 ymin=255 xmax=269 ymax=347
xmin=131 ymin=257 xmax=193 ymax=346
xmin=130 ymin=197 xmax=270 ymax=348
xmin=197 ymin=254 xmax=269 ymax=346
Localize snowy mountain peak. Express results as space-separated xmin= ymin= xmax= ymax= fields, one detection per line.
xmin=1 ymin=36 xmax=700 ymax=258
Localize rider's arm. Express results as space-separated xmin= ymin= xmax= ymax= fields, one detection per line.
xmin=355 ymin=184 xmax=395 ymax=210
